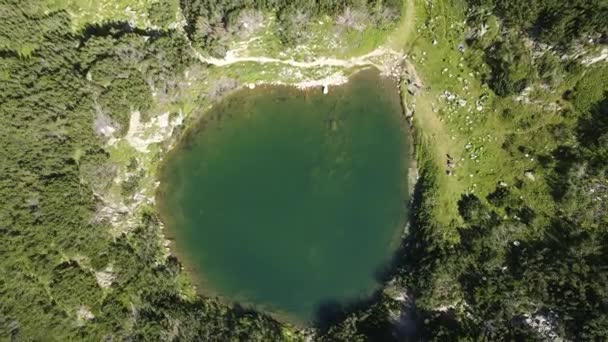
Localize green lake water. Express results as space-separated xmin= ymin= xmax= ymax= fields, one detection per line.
xmin=158 ymin=69 xmax=410 ymax=324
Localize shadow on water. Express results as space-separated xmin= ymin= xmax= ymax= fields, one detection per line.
xmin=311 ymin=171 xmax=430 ymax=339
xmin=232 ymin=302 xmax=264 ymax=318
xmin=314 ymin=292 xmax=384 ymax=331
xmin=312 ymin=279 xmax=419 ymax=340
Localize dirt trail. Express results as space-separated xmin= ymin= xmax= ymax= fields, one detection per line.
xmin=195 ymin=47 xmax=401 ymax=70
xmin=194 ymin=0 xmax=417 ymax=71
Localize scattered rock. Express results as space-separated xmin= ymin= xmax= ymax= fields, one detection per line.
xmin=524 ymin=311 xmax=562 ymax=341
xmin=125 ymin=110 xmax=183 ymax=153
xmin=443 ymin=90 xmax=456 ymax=101
xmin=95 ymin=266 xmax=116 ymax=289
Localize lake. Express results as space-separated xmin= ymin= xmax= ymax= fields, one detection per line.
xmin=158 ymin=68 xmax=411 ymax=324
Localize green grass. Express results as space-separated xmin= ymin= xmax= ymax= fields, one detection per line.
xmin=211 ymin=63 xmax=341 ymax=83
xmin=403 ymin=0 xmax=580 ymax=241
xmin=399 ymin=0 xmax=469 ymax=237
xmin=44 ymin=0 xmax=179 ymax=30
xmin=386 ymin=0 xmax=415 ymax=51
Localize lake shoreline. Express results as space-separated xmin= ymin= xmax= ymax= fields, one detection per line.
xmin=154 ymin=67 xmax=416 ymax=329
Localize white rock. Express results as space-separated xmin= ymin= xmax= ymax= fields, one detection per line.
xmin=76 ymin=306 xmax=95 ymax=325
xmin=525 ymin=171 xmax=536 ymax=181
xmin=95 ymin=267 xmax=116 ymax=288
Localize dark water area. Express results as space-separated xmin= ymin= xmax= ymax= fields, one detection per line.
xmin=157 ymin=68 xmax=411 ymax=325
